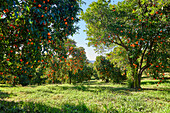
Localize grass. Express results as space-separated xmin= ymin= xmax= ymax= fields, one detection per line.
xmin=0 ymin=78 xmax=170 ymax=113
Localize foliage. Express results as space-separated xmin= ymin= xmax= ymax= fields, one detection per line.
xmin=88 ymin=62 xmax=99 ymax=80
xmin=81 ymin=0 xmax=169 ymax=88
xmin=0 ymin=0 xmax=82 ymax=85
xmin=94 ymin=56 xmax=125 ymax=83
xmin=45 ymin=39 xmax=91 ymax=84
xmin=107 ymin=46 xmax=129 ymax=68
xmin=65 ymin=39 xmax=90 ymax=84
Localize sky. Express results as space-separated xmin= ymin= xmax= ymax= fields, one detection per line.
xmin=69 ymin=0 xmax=123 ymax=61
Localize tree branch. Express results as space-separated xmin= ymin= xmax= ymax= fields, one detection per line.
xmin=140 ymin=64 xmax=150 ymax=74
xmin=139 ymin=43 xmax=148 ymax=73
xmin=117 ymin=34 xmax=129 ymax=51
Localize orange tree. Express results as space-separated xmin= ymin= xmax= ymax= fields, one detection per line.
xmin=65 ymin=39 xmax=89 ymax=84
xmin=70 ymin=47 xmax=90 ymax=83
xmin=0 ymin=0 xmax=82 ymax=85
xmin=47 ymin=39 xmax=90 ymax=84
xmin=94 ymin=56 xmax=125 ymax=83
xmin=87 ymin=62 xmax=98 ymax=80
xmin=76 ymin=64 xmax=93 ymax=82
xmin=81 ymin=0 xmax=169 ymax=88
xmin=45 ymin=53 xmax=67 ymax=84
xmin=106 ymin=46 xmax=129 ymax=77
xmin=45 ymin=39 xmax=76 ymax=84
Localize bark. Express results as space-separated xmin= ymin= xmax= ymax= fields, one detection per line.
xmin=138 ymin=73 xmax=142 ymax=88
xmin=131 ymin=73 xmax=143 ymax=89
xmin=130 ymin=69 xmax=142 ymax=89
xmin=69 ymin=71 xmax=72 ymax=84
xmin=69 ymin=78 xmax=71 ymax=84
xmin=105 ymin=79 xmax=109 ymax=83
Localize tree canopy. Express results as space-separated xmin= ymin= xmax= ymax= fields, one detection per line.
xmin=81 ymin=0 xmax=169 ymax=88
xmin=0 ymin=0 xmax=82 ymax=85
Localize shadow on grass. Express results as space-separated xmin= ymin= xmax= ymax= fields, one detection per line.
xmin=141 ymin=80 xmax=170 ymax=85
xmin=57 ymin=80 xmax=170 ymax=94
xmin=0 ymin=100 xmax=92 ymax=113
xmin=0 ymin=91 xmax=17 ymax=100
xmin=0 ymin=84 xmax=15 ymax=88
xmin=58 ymin=85 xmax=132 ymax=95
xmin=142 ymin=88 xmax=170 ymax=91
xmin=81 ymin=80 xmax=111 ymax=85
xmin=0 ymin=92 xmax=10 ymax=99
xmin=61 ymin=103 xmax=93 ymax=113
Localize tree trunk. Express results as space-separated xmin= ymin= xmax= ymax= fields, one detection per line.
xmin=69 ymin=78 xmax=71 ymax=84
xmin=130 ymin=68 xmax=142 ymax=89
xmin=131 ymin=73 xmax=142 ymax=89
xmin=138 ymin=73 xmax=142 ymax=88
xmin=69 ymin=71 xmax=72 ymax=84
xmin=105 ymin=79 xmax=109 ymax=83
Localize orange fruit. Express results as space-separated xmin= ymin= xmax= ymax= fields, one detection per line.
xmin=38 ymin=4 xmax=41 ymax=7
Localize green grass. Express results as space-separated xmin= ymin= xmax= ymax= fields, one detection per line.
xmin=0 ymin=79 xmax=170 ymax=113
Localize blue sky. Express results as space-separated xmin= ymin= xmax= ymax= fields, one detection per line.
xmin=69 ymin=0 xmax=123 ymax=61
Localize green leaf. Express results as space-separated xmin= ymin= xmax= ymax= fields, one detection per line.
xmin=26 ymin=6 xmax=30 ymax=12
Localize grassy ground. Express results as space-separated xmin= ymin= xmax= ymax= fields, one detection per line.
xmin=0 ymin=77 xmax=170 ymax=113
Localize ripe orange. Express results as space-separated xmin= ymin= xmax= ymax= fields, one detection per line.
xmin=135 ymin=41 xmax=138 ymax=44
xmin=70 ymin=47 xmax=73 ymax=50
xmin=38 ymin=4 xmax=41 ymax=7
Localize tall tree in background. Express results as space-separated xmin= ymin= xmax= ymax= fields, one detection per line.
xmin=106 ymin=46 xmax=128 ymax=78
xmin=65 ymin=39 xmax=89 ymax=84
xmin=94 ymin=55 xmax=125 ymax=83
xmin=47 ymin=39 xmax=90 ymax=84
xmin=107 ymin=46 xmax=129 ymax=70
xmin=81 ymin=0 xmax=169 ymax=88
xmin=0 ymin=0 xmax=82 ymax=85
